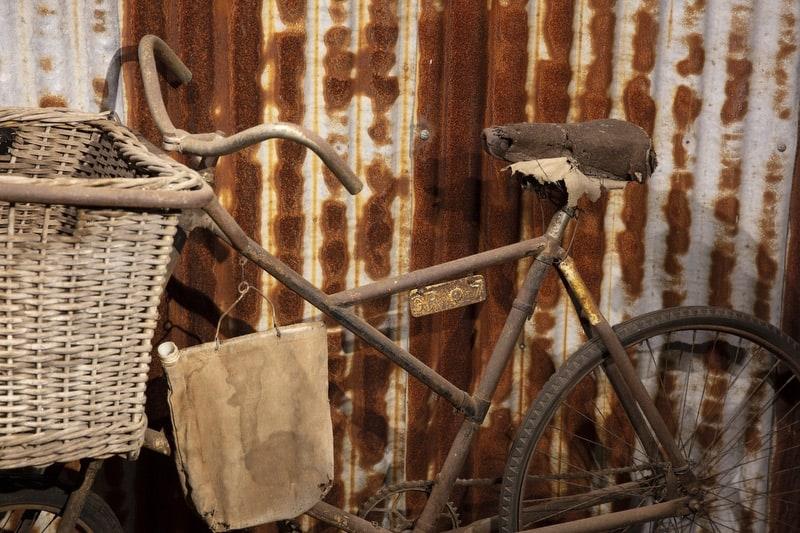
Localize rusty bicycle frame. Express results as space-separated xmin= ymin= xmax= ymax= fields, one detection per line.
xmin=7 ymin=34 xmax=700 ymax=533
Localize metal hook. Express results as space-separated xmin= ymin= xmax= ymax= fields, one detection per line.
xmin=214 ymin=280 xmax=281 ymax=350
xmin=239 ymin=256 xmax=247 ymax=280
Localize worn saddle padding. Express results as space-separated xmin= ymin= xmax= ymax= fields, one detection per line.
xmin=163 ymin=322 xmax=333 ymax=532
xmin=482 ymin=119 xmax=657 ymax=182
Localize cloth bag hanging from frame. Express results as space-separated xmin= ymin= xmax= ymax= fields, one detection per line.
xmin=160 ymin=320 xmax=333 ymax=531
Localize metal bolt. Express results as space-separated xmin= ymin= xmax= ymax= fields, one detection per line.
xmin=419 ymin=129 xmax=430 ymax=140
xmin=778 ymin=143 xmax=787 ymax=152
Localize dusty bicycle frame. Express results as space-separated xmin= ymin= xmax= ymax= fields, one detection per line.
xmin=2 ymin=35 xmax=701 ymax=533
xmin=199 ymin=199 xmax=697 ymax=533
xmin=6 ymin=173 xmax=695 ymax=533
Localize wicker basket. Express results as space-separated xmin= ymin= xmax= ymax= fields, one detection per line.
xmin=0 ymin=107 xmax=204 ymax=469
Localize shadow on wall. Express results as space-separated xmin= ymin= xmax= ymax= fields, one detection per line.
xmin=98 ymin=46 xmax=135 ymax=114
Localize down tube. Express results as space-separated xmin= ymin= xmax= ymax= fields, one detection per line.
xmin=413 ymin=257 xmax=553 ymax=533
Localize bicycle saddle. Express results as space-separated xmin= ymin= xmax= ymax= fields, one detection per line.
xmin=482 ymin=119 xmax=657 ymax=183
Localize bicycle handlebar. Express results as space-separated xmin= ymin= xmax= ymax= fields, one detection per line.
xmin=137 ymin=35 xmax=363 ymax=195
xmin=138 ymin=35 xmax=192 ymax=135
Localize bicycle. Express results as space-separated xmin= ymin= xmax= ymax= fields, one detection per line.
xmin=0 ymin=34 xmax=798 ymax=533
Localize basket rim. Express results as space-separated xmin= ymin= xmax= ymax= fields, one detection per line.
xmin=0 ymin=106 xmax=204 ymax=192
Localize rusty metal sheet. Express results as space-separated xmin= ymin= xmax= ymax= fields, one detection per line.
xmin=0 ymin=0 xmax=123 ymax=115
xmin=1 ymin=0 xmax=799 ymax=530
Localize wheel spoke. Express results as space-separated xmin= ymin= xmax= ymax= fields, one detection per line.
xmin=702 ymin=370 xmax=795 ymax=473
xmin=704 ymin=426 xmax=800 ymax=485
xmin=508 ymin=311 xmax=800 ymax=533
xmin=677 ymin=330 xmax=697 ymax=457
xmin=686 ymin=331 xmax=719 ymax=461
xmin=555 ymin=396 xmax=652 ymax=465
xmin=703 ymin=488 xmax=798 ymax=531
xmin=19 ymin=509 xmax=40 ymax=533
xmin=522 ymin=476 xmax=651 ymax=525
xmin=686 ymin=340 xmax=758 ymax=461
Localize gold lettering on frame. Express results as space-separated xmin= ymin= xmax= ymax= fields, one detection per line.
xmin=409 ymin=275 xmax=487 ymax=317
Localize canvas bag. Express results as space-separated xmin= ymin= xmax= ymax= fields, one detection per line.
xmin=160 ymin=321 xmax=333 ymax=531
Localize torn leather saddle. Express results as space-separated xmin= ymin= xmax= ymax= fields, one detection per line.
xmin=482 ymin=119 xmax=657 ymax=183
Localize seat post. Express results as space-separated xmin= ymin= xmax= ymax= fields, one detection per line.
xmin=544 ymin=204 xmax=577 ymax=245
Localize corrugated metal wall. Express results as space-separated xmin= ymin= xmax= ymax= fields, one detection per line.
xmin=2 ymin=0 xmax=799 ymax=530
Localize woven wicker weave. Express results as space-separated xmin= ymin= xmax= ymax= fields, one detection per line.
xmin=0 ymin=107 xmax=203 ymax=469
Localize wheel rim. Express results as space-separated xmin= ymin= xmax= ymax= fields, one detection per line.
xmin=513 ymin=322 xmax=800 ymax=532
xmin=0 ymin=505 xmax=90 ymax=533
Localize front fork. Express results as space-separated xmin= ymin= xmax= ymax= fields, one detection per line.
xmin=557 ymin=257 xmax=690 ymax=476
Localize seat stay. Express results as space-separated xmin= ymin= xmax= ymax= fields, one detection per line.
xmin=556 ymin=257 xmax=689 ymax=471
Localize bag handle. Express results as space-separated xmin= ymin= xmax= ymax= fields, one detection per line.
xmin=215 ymin=280 xmax=281 ymax=349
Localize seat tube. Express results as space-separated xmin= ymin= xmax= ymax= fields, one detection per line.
xmin=414 ymin=208 xmax=576 ymax=533
xmin=557 ymin=257 xmax=688 ymax=470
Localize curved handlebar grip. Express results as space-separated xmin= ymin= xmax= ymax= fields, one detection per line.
xmin=138 ymin=35 xmax=192 ymax=136
xmin=137 ymin=35 xmax=362 ymax=195
xmin=180 ymin=123 xmax=364 ymax=195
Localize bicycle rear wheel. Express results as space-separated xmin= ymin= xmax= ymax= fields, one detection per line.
xmin=0 ymin=483 xmax=121 ymax=533
xmin=500 ymin=306 xmax=800 ymax=532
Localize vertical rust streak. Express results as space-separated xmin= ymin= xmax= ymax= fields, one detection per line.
xmin=774 ymin=13 xmax=797 ymax=120
xmin=619 ymin=2 xmax=659 ymax=305
xmin=323 ymin=35 xmax=355 ymax=114
xmin=519 ymin=8 xmax=576 ymax=488
xmin=555 ymin=0 xmax=617 ymax=513
xmin=349 ymin=0 xmax=401 ymax=508
xmin=225 ymin=0 xmax=265 ymax=333
xmin=755 ymin=11 xmax=796 ymax=322
xmin=533 ymin=0 xmax=575 ymax=123
xmin=578 ymin=1 xmax=615 ymax=121
xmin=604 ymin=4 xmax=661 ymax=501
xmin=753 ymin=156 xmax=782 ymax=320
xmin=776 ymin=115 xmax=800 ymax=531
xmin=709 ymin=5 xmax=752 ymax=308
xmin=552 ymin=0 xmax=616 ymax=502
xmin=570 ymin=0 xmax=615 ymax=310
xmin=321 ymin=200 xmax=350 ymax=508
xmin=469 ymin=0 xmax=528 ymax=521
xmin=720 ymin=55 xmax=753 ymax=125
xmin=407 ymin=0 xmax=446 ymax=486
xmin=676 ymin=33 xmax=705 ymax=77
xmin=692 ymin=349 xmax=731 ymax=468
xmin=269 ymin=2 xmax=307 ymax=324
xmin=173 ymin=0 xmax=224 ymax=352
xmin=662 ymin=85 xmax=702 ymax=308
xmin=407 ymin=0 xmax=486 ymax=502
xmin=118 ymin=3 xmax=217 ymax=531
xmin=660 ymin=2 xmax=704 ymax=309
xmin=525 ymin=0 xmax=576 ymax=378
xmin=320 ymin=1 xmax=353 ymax=509
xmin=171 ymin=0 xmax=223 ymax=352
xmin=121 ymin=1 xmax=166 ymax=145
xmin=780 ymin=30 xmax=800 ymax=343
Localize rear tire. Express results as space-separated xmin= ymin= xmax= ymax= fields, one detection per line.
xmin=0 ymin=482 xmax=122 ymax=533
xmin=500 ymin=306 xmax=800 ymax=532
